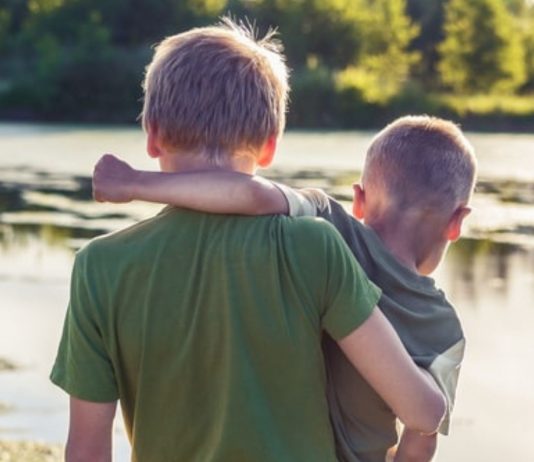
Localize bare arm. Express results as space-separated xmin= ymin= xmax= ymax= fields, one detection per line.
xmin=92 ymin=154 xmax=288 ymax=215
xmin=393 ymin=429 xmax=438 ymax=462
xmin=337 ymin=308 xmax=446 ymax=435
xmin=66 ymin=397 xmax=117 ymax=462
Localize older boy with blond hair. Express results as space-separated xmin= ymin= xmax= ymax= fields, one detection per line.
xmin=52 ymin=20 xmax=445 ymax=462
xmin=93 ymin=115 xmax=475 ymax=461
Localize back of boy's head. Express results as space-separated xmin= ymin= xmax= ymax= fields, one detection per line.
xmin=363 ymin=115 xmax=477 ymax=213
xmin=142 ymin=18 xmax=289 ymax=164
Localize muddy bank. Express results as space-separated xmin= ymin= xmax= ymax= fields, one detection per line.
xmin=0 ymin=440 xmax=62 ymax=462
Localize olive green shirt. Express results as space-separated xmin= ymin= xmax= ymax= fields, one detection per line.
xmin=51 ymin=207 xmax=381 ymax=462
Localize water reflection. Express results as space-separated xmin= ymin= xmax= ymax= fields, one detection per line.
xmin=444 ymin=238 xmax=519 ymax=306
xmin=0 ymin=223 xmax=98 ymax=254
xmin=1 ymin=165 xmax=533 ymax=305
xmin=1 ymin=163 xmax=534 ymax=251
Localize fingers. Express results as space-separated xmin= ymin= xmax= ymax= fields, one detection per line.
xmin=92 ymin=153 xmax=119 ymax=203
xmin=94 ymin=153 xmax=122 ymax=174
xmin=92 ymin=153 xmax=134 ymax=203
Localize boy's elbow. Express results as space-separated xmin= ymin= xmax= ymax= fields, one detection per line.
xmin=405 ymin=390 xmax=447 ymax=435
xmin=251 ymin=180 xmax=288 ymax=215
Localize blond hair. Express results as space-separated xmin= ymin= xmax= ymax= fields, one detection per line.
xmin=363 ymin=115 xmax=477 ymax=210
xmin=141 ymin=18 xmax=289 ymax=164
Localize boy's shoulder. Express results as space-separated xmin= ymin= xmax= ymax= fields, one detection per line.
xmin=78 ymin=206 xmax=348 ymax=272
xmin=274 ymin=183 xmax=463 ymax=334
xmin=75 ymin=206 xmax=196 ymax=274
xmin=274 ymin=184 xmax=381 ymax=268
xmin=79 ymin=207 xmax=171 ymax=254
xmin=280 ymin=213 xmax=343 ymax=240
xmin=276 ymin=214 xmax=367 ymax=273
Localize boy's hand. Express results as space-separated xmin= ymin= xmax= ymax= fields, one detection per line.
xmin=93 ymin=154 xmax=138 ymax=203
xmin=393 ymin=429 xmax=437 ymax=462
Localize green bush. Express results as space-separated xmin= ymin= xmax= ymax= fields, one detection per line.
xmin=0 ymin=45 xmax=147 ymax=121
xmin=288 ymin=65 xmax=339 ymax=128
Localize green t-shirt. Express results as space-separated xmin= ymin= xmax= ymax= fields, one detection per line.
xmin=51 ymin=207 xmax=381 ymax=462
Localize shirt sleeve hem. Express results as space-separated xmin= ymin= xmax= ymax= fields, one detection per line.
xmin=273 ymin=183 xmax=319 ymax=217
xmin=50 ymin=368 xmax=119 ymax=403
xmin=324 ymin=283 xmax=381 ymax=341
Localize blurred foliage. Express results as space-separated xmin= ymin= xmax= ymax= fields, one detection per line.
xmin=0 ymin=0 xmax=533 ymax=128
xmin=438 ymin=93 xmax=534 ymax=116
xmin=521 ymin=4 xmax=534 ymax=91
xmin=439 ymin=0 xmax=526 ymax=94
xmin=405 ymin=0 xmax=444 ymax=85
xmin=335 ymin=0 xmax=420 ymax=104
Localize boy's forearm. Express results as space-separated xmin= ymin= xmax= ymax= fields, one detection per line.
xmin=66 ymin=398 xmax=116 ymax=462
xmin=393 ymin=429 xmax=437 ymax=462
xmin=93 ymin=155 xmax=289 ymax=215
xmin=132 ymin=170 xmax=288 ymax=215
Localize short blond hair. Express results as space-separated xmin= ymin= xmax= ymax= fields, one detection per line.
xmin=141 ymin=18 xmax=289 ymax=164
xmin=364 ymin=115 xmax=477 ymax=209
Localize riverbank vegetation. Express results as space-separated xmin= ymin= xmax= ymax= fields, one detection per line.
xmin=1 ymin=0 xmax=534 ymax=130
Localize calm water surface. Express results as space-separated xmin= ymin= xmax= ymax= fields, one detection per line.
xmin=0 ymin=124 xmax=533 ymax=461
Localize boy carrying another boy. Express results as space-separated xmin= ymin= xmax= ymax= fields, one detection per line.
xmin=52 ymin=19 xmax=446 ymax=462
xmin=94 ymin=115 xmax=476 ymax=461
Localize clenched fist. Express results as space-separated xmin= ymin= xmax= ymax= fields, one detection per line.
xmin=92 ymin=154 xmax=138 ymax=203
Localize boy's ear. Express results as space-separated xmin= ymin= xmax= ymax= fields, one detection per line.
xmin=352 ymin=184 xmax=366 ymax=220
xmin=445 ymin=206 xmax=471 ymax=242
xmin=257 ymin=135 xmax=277 ymax=168
xmin=146 ymin=124 xmax=163 ymax=159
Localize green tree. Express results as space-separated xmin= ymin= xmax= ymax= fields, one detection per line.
xmin=0 ymin=7 xmax=10 ymax=51
xmin=231 ymin=0 xmax=367 ymax=69
xmin=521 ymin=4 xmax=534 ymax=90
xmin=502 ymin=0 xmax=528 ymax=15
xmin=336 ymin=0 xmax=420 ymax=104
xmin=406 ymin=0 xmax=444 ymax=84
xmin=438 ymin=0 xmax=526 ymax=94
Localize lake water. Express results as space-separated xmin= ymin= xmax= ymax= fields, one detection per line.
xmin=0 ymin=123 xmax=533 ymax=461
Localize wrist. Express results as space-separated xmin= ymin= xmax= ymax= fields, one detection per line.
xmin=128 ymin=168 xmax=148 ymax=201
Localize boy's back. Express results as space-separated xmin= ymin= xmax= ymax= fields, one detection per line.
xmin=313 ymin=196 xmax=465 ymax=461
xmin=51 ymin=206 xmax=381 ymax=461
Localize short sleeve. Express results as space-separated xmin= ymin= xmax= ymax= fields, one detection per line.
xmin=428 ymin=338 xmax=466 ymax=435
xmin=274 ymin=183 xmax=330 ymax=217
xmin=318 ymin=222 xmax=382 ymax=340
xmin=50 ymin=248 xmax=119 ymax=402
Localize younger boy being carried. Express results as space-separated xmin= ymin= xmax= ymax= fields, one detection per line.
xmin=93 ymin=115 xmax=476 ymax=462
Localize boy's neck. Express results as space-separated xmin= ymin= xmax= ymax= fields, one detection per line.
xmin=365 ymin=209 xmax=442 ymax=276
xmin=159 ymin=149 xmax=259 ymax=175
xmin=367 ymin=219 xmax=420 ymax=273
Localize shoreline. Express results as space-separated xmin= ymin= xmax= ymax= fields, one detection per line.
xmin=2 ymin=118 xmax=534 ymax=134
xmin=0 ymin=440 xmax=62 ymax=461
